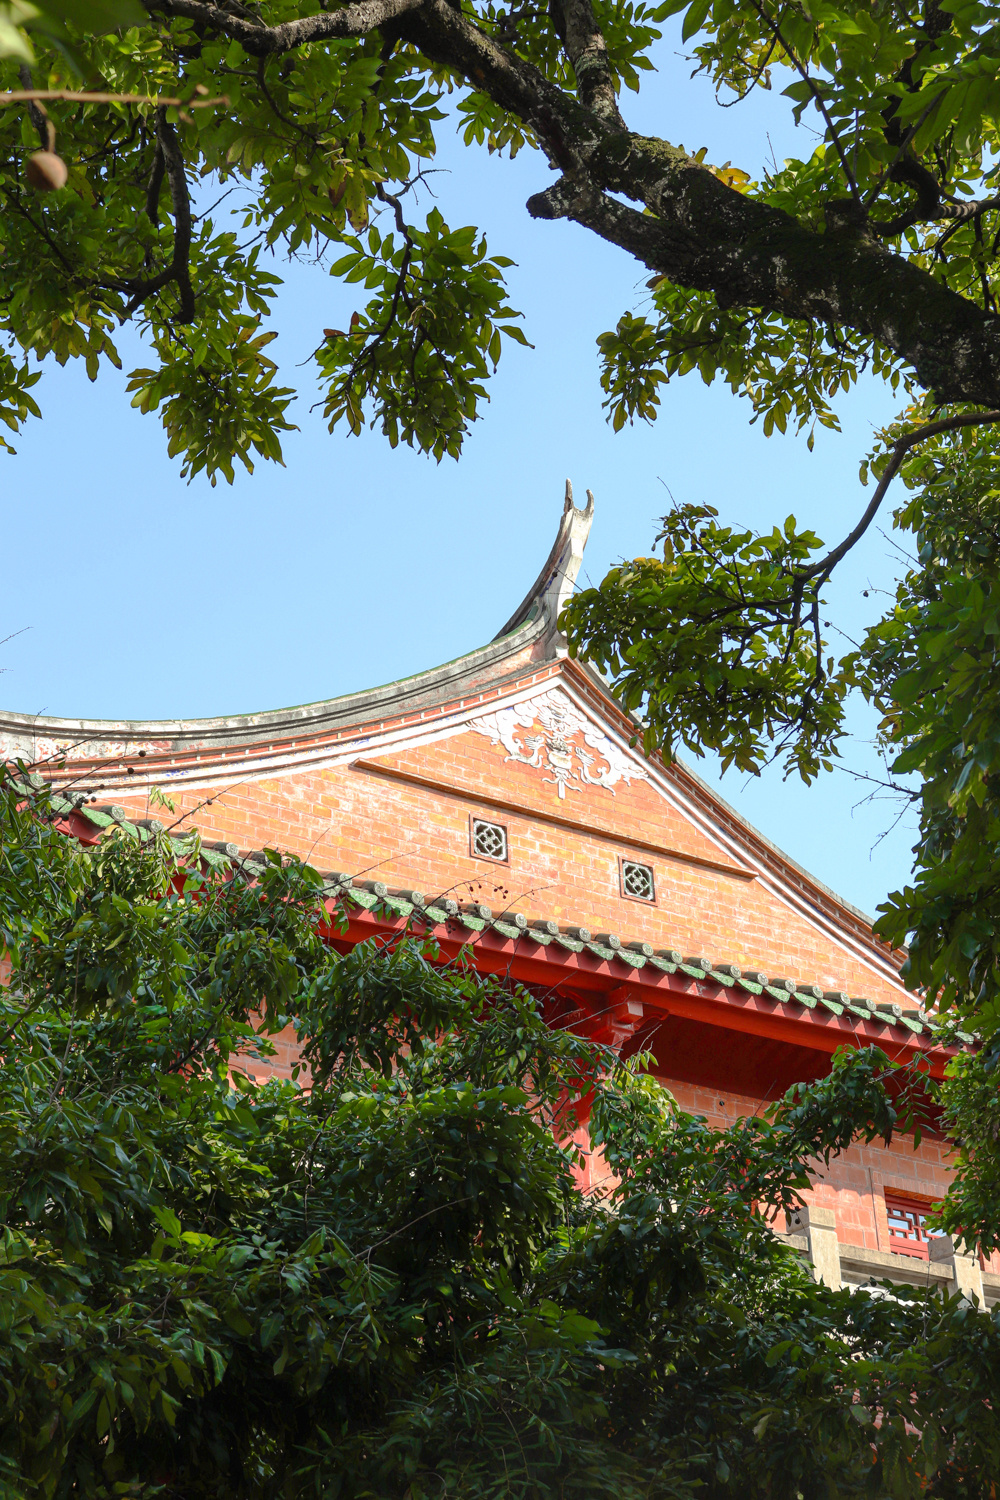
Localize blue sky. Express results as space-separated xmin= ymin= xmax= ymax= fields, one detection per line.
xmin=0 ymin=24 xmax=914 ymax=919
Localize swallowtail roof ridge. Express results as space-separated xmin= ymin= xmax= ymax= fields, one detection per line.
xmin=0 ymin=479 xmax=594 ymax=757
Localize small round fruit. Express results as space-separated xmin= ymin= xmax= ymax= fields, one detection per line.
xmin=26 ymin=152 xmax=68 ymax=191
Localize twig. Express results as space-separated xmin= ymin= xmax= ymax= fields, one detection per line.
xmin=747 ymin=0 xmax=862 ymax=205
xmin=0 ymin=89 xmax=230 ymax=109
xmin=796 ymin=409 xmax=1000 ymax=590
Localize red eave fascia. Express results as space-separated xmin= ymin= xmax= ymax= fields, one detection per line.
xmin=36 ymin=807 xmax=955 ymax=1083
xmin=325 ymin=902 xmax=960 ymax=1083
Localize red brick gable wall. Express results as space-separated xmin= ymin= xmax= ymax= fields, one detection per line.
xmin=106 ymin=724 xmax=907 ymax=1010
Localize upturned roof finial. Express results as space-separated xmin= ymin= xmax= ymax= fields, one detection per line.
xmin=493 ymin=477 xmax=596 ymax=641
xmin=563 ymin=477 xmax=595 ymax=519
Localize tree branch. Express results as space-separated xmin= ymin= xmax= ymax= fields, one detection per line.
xmin=16 ymin=66 xmax=52 ymax=150
xmin=145 ymin=139 xmax=165 ymax=226
xmin=746 ymin=0 xmax=861 ymax=205
xmin=0 ymin=88 xmax=229 ymax=108
xmin=399 ymin=0 xmax=601 ymax=165
xmin=530 ymin=146 xmax=1000 ymax=409
xmin=873 ymin=194 xmax=1000 ymax=239
xmin=548 ymin=0 xmax=624 ymax=128
xmin=800 ymin=409 xmax=1000 ymax=588
xmin=157 ymin=109 xmax=195 ymax=323
xmin=145 ymin=0 xmax=426 ymax=55
xmin=121 ymin=109 xmax=196 ymax=319
xmin=144 ymin=0 xmax=1000 ymax=407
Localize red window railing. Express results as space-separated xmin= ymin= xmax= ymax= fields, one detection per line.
xmin=885 ymin=1191 xmax=946 ymax=1260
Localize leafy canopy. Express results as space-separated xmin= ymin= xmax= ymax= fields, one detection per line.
xmin=3 ymin=766 xmax=1000 ymax=1498
xmin=7 ymin=0 xmax=1000 ymax=481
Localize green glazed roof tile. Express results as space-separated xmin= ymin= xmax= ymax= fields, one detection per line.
xmin=553 ymin=933 xmax=585 ymax=953
xmin=80 ymin=807 xmax=115 ymax=828
xmin=347 ymin=889 xmax=379 ymax=912
xmin=200 ymin=847 xmax=232 ymax=872
xmin=493 ymin=921 xmax=524 ymax=941
xmin=896 ymin=1016 xmax=923 ymax=1034
xmin=49 ymin=812 xmax=945 ymax=1047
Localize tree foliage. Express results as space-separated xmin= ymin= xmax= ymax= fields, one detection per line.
xmin=6 ymin=0 xmax=1000 ymax=480
xmin=2 ymin=765 xmax=1000 ymax=1498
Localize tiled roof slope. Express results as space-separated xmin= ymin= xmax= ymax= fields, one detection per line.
xmin=327 ymin=879 xmax=967 ymax=1051
xmin=37 ymin=786 xmax=967 ymax=1057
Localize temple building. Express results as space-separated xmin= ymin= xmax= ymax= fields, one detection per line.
xmin=1 ymin=485 xmax=994 ymax=1305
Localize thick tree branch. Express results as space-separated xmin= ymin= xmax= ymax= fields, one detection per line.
xmin=398 ymin=0 xmax=602 ymax=165
xmin=529 ymin=147 xmax=1000 ymax=409
xmin=400 ymin=0 xmax=1000 ymax=409
xmin=157 ymin=109 xmax=195 ymax=323
xmin=149 ymin=0 xmax=1000 ymax=405
xmin=145 ymin=0 xmax=425 ymax=55
xmin=548 ymin=0 xmax=624 ymax=128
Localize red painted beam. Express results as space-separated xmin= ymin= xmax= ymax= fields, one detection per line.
xmin=327 ymin=904 xmax=960 ymax=1082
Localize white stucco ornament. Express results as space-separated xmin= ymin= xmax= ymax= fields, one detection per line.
xmin=470 ymin=687 xmax=649 ymax=799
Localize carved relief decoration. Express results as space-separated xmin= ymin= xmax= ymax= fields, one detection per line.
xmin=469 ymin=687 xmax=649 ymax=800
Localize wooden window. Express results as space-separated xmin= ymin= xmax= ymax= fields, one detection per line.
xmin=885 ymin=1191 xmax=945 ymax=1260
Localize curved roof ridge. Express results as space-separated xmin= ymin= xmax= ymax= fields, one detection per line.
xmin=0 ymin=485 xmax=595 ymax=753
xmin=0 ymin=616 xmax=547 ymax=750
xmin=493 ymin=479 xmax=594 ymax=642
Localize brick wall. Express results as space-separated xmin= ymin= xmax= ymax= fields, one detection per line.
xmin=110 ymin=729 xmax=904 ymax=1006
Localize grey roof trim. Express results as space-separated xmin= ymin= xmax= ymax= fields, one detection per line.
xmin=0 ymin=486 xmax=597 ymax=755
xmin=0 ymin=617 xmax=548 ymax=753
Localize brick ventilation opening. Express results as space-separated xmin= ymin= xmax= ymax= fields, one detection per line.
xmin=622 ymin=860 xmax=655 ymax=902
xmin=885 ymin=1191 xmax=946 ymax=1259
xmin=472 ymin=819 xmax=508 ymax=862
